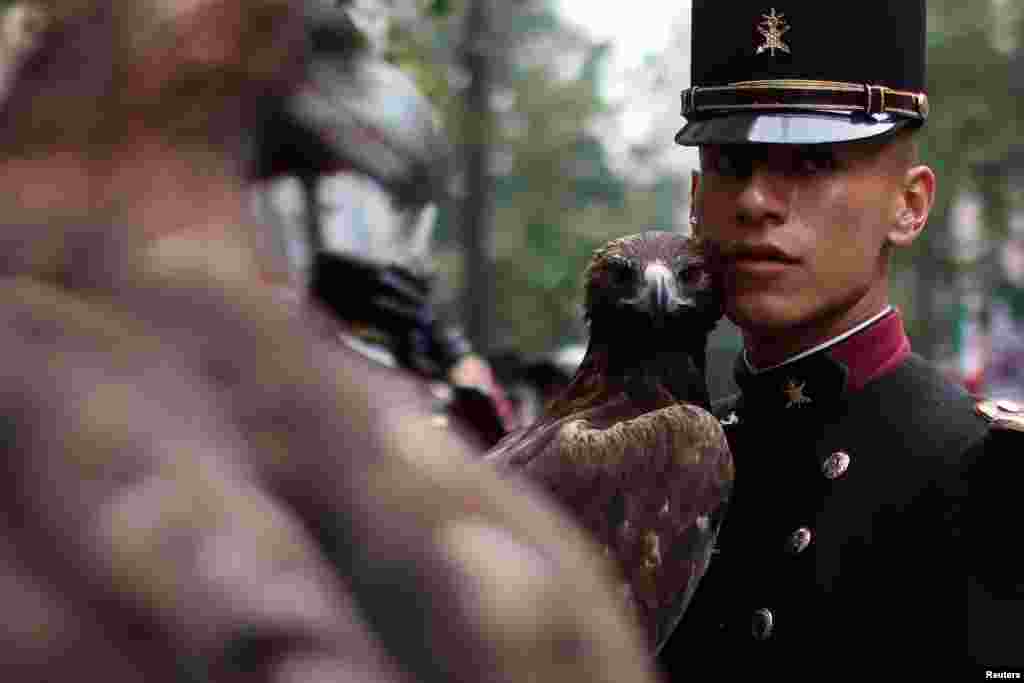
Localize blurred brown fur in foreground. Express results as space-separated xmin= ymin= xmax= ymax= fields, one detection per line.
xmin=0 ymin=2 xmax=658 ymax=682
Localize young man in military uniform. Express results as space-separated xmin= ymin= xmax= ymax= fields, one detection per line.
xmin=658 ymin=0 xmax=1022 ymax=676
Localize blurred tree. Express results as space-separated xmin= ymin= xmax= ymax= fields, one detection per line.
xmin=483 ymin=53 xmax=641 ymax=355
xmin=389 ymin=0 xmax=666 ymax=357
xmin=909 ymin=0 xmax=1024 ymax=360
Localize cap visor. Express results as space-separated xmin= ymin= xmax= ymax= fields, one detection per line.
xmin=675 ymin=112 xmax=912 ymax=146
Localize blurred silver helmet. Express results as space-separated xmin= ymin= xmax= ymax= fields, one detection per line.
xmin=253 ymin=1 xmax=450 ymax=278
xmin=294 ymin=51 xmax=449 ymax=203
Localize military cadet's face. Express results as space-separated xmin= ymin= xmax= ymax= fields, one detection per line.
xmin=694 ymin=139 xmax=907 ymax=342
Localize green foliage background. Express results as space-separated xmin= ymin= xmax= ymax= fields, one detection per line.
xmin=904 ymin=0 xmax=1024 ymax=357
xmin=389 ymin=0 xmax=683 ymax=357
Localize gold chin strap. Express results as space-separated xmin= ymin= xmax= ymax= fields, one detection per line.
xmin=681 ymin=79 xmax=929 ymax=122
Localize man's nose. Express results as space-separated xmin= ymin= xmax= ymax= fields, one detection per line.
xmin=734 ymin=165 xmax=789 ymax=228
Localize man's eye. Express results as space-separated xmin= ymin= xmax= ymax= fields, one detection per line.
xmin=708 ymin=152 xmax=750 ymax=178
xmin=679 ymin=267 xmax=710 ymax=288
xmin=794 ymin=151 xmax=836 ymax=175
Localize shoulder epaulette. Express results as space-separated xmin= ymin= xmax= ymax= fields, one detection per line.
xmin=976 ymin=399 xmax=1024 ymax=433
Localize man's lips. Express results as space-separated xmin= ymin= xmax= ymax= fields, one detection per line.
xmin=714 ymin=242 xmax=799 ymax=280
xmin=718 ymin=242 xmax=799 ymax=264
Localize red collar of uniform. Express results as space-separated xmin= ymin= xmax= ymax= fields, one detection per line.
xmin=826 ymin=308 xmax=911 ymax=392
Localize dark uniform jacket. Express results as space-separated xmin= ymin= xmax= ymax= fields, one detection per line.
xmin=658 ymin=310 xmax=1023 ymax=678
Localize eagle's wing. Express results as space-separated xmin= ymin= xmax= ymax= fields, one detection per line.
xmin=486 ymin=399 xmax=733 ymax=651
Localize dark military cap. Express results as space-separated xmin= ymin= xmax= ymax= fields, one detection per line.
xmin=676 ymin=0 xmax=929 ymax=145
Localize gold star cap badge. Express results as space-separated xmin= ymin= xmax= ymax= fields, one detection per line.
xmin=756 ymin=8 xmax=791 ymax=57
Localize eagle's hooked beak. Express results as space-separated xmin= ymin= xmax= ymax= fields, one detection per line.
xmin=623 ymin=263 xmax=689 ymax=324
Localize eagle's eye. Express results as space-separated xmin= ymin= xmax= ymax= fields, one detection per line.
xmin=677 ymin=262 xmax=709 ymax=288
xmin=606 ymin=258 xmax=633 ymax=284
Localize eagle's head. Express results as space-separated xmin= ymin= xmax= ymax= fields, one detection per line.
xmin=583 ymin=232 xmax=722 ymax=340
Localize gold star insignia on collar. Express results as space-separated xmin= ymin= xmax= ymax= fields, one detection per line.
xmin=756 ymin=8 xmax=791 ymax=57
xmin=783 ymin=379 xmax=811 ymax=408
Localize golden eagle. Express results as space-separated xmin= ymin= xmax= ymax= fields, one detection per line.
xmin=486 ymin=231 xmax=734 ymax=651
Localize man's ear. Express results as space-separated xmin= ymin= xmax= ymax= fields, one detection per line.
xmin=887 ymin=164 xmax=935 ymax=247
xmin=689 ymin=170 xmax=702 ymax=236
